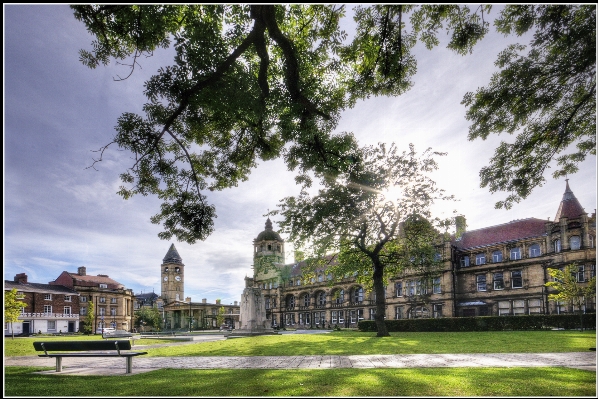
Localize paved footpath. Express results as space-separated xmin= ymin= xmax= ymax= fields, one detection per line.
xmin=4 ymin=352 xmax=596 ymax=376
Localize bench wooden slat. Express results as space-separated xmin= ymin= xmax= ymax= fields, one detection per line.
xmin=34 ymin=340 xmax=132 ymax=352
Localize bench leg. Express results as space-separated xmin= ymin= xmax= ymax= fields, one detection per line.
xmin=56 ymin=357 xmax=62 ymax=372
xmin=126 ymin=357 xmax=132 ymax=374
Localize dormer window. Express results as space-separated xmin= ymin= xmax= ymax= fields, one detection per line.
xmin=99 ymin=283 xmax=108 ymax=289
xmin=510 ymin=247 xmax=521 ymax=260
xmin=570 ymin=236 xmax=581 ymax=250
xmin=492 ymin=251 xmax=503 ymax=263
xmin=475 ymin=253 xmax=486 ymax=265
xmin=460 ymin=256 xmax=470 ymax=267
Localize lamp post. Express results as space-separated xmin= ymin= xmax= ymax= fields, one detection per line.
xmin=188 ymin=299 xmax=192 ymax=332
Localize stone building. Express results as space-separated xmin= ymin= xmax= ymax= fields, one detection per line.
xmin=4 ymin=273 xmax=80 ymax=335
xmin=159 ymin=244 xmax=240 ymax=330
xmin=50 ymin=266 xmax=135 ymax=332
xmin=252 ymin=180 xmax=596 ymax=328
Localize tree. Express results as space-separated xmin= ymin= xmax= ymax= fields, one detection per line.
xmin=81 ymin=300 xmax=95 ymax=334
xmin=216 ymin=306 xmax=226 ymax=328
xmin=545 ymin=264 xmax=596 ymax=331
xmin=4 ymin=288 xmax=26 ymax=339
xmin=70 ymin=4 xmax=493 ymax=244
xmin=135 ymin=306 xmax=162 ymax=331
xmin=462 ymin=5 xmax=596 ymax=209
xmin=273 ymin=142 xmax=452 ymax=337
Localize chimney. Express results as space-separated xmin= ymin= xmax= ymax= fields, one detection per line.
xmin=202 ymin=298 xmax=207 ymax=304
xmin=14 ymin=273 xmax=27 ymax=284
xmin=77 ymin=266 xmax=86 ymax=276
xmin=455 ymin=215 xmax=467 ymax=239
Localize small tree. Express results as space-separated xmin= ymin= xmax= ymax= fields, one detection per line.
xmin=216 ymin=306 xmax=226 ymax=327
xmin=545 ymin=264 xmax=597 ymax=330
xmin=81 ymin=300 xmax=95 ymax=334
xmin=4 ymin=288 xmax=26 ymax=339
xmin=135 ymin=307 xmax=162 ymax=331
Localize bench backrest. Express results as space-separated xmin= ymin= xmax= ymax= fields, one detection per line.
xmin=33 ymin=340 xmax=132 ymax=352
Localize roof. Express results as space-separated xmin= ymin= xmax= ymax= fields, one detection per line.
xmin=65 ymin=273 xmax=124 ymax=288
xmin=255 ymin=218 xmax=283 ymax=242
xmin=163 ymin=243 xmax=183 ymax=265
xmin=554 ymin=179 xmax=586 ymax=220
xmin=4 ymin=280 xmax=79 ymax=295
xmin=453 ymin=218 xmax=547 ymax=250
xmin=135 ymin=292 xmax=159 ymax=302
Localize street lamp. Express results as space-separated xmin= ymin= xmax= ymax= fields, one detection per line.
xmin=188 ymin=300 xmax=192 ymax=332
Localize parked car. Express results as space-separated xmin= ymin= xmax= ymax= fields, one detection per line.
xmin=95 ymin=327 xmax=116 ymax=335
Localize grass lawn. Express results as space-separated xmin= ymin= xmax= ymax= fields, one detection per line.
xmin=5 ymin=330 xmax=596 ymax=357
xmin=4 ymin=366 xmax=595 ymax=396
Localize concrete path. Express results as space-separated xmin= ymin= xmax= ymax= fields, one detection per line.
xmin=5 ymin=352 xmax=595 ymax=376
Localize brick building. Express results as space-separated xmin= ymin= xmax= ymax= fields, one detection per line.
xmin=50 ymin=267 xmax=135 ymax=332
xmin=4 ymin=273 xmax=80 ymax=335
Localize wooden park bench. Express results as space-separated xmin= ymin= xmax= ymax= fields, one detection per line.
xmin=33 ymin=340 xmax=147 ymax=374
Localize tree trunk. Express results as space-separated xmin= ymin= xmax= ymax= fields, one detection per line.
xmin=372 ymin=260 xmax=390 ymax=337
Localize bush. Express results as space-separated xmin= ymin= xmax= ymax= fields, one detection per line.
xmin=358 ymin=314 xmax=596 ymax=332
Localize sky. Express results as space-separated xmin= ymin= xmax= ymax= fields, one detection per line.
xmin=5 ymin=5 xmax=596 ymax=306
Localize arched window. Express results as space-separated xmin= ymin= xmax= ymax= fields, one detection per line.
xmin=510 ymin=247 xmax=521 ymax=260
xmin=353 ymin=287 xmax=363 ymax=303
xmin=335 ymin=289 xmax=344 ymax=304
xmin=475 ymin=253 xmax=486 ymax=265
xmin=287 ymin=295 xmax=295 ymax=309
xmin=528 ymin=243 xmax=541 ymax=258
xmin=570 ymin=236 xmax=581 ymax=250
xmin=318 ymin=274 xmax=323 ymax=282
xmin=554 ymin=239 xmax=561 ymax=253
xmin=318 ymin=292 xmax=326 ymax=305
xmin=492 ymin=251 xmax=503 ymax=263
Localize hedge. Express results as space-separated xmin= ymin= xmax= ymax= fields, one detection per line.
xmin=358 ymin=313 xmax=596 ymax=332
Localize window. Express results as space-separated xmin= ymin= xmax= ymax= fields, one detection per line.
xmin=318 ymin=274 xmax=323 ymax=282
xmin=556 ymin=300 xmax=567 ymax=314
xmin=331 ymin=311 xmax=338 ymax=323
xmin=461 ymin=256 xmax=470 ymax=267
xmin=492 ymin=251 xmax=503 ymax=263
xmin=64 ymin=306 xmax=71 ymax=315
xmin=554 ymin=239 xmax=561 ymax=253
xmin=327 ymin=273 xmax=332 ymax=280
xmin=498 ymin=301 xmax=510 ymax=316
xmin=528 ymin=243 xmax=541 ymax=258
xmin=590 ymin=236 xmax=594 ymax=248
xmin=111 ymin=298 xmax=117 ymax=304
xmin=303 ymin=293 xmax=310 ymax=307
xmin=99 ymin=297 xmax=106 ymax=303
xmin=44 ymin=294 xmax=52 ymax=300
xmin=80 ymin=307 xmax=87 ymax=316
xmin=265 ymin=298 xmax=270 ymax=310
xmin=434 ymin=252 xmax=442 ymax=261
xmin=99 ymin=283 xmax=108 ymax=289
xmin=407 ymin=280 xmax=416 ymax=296
xmin=47 ymin=321 xmax=56 ymax=331
xmin=110 ymin=308 xmax=117 ymax=316
xmin=510 ymin=247 xmax=521 ymax=260
xmin=64 ymin=295 xmax=71 ymax=302
xmin=433 ymin=277 xmax=441 ymax=294
xmin=475 ymin=253 xmax=486 ymax=265
xmin=338 ymin=310 xmax=344 ymax=323
xmin=513 ymin=300 xmax=525 ymax=315
xmin=369 ymin=308 xmax=376 ymax=320
xmin=395 ymin=282 xmax=403 ymax=297
xmin=570 ymin=236 xmax=581 ymax=250
xmin=577 ymin=265 xmax=585 ymax=282
xmin=493 ymin=272 xmax=504 ymax=290
xmin=433 ymin=304 xmax=443 ymax=318
xmin=80 ymin=296 xmax=87 ymax=302
xmin=317 ymin=292 xmax=326 ymax=306
xmin=44 ymin=305 xmax=52 ymax=314
xmin=175 ymin=267 xmax=180 ymax=273
xmin=335 ymin=290 xmax=344 ymax=304
xmin=99 ymin=308 xmax=106 ymax=316
xmin=287 ymin=295 xmax=295 ymax=309
xmin=528 ymin=299 xmax=542 ymax=314
xmin=395 ymin=306 xmax=404 ymax=319
xmin=20 ymin=307 xmax=25 ymax=315
xmin=296 ymin=279 xmax=301 ymax=286
xmin=511 ymin=270 xmax=523 ymax=288
xmin=591 ymin=265 xmax=596 ymax=279
xmin=353 ymin=287 xmax=363 ymax=303
xmin=476 ymin=275 xmax=487 ymax=291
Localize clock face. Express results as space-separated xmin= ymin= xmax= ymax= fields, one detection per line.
xmin=175 ymin=276 xmax=181 ymax=281
xmin=163 ymin=276 xmax=168 ymax=281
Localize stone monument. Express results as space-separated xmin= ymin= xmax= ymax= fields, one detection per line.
xmin=228 ymin=276 xmax=277 ymax=337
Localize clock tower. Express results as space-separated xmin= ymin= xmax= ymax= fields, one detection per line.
xmin=160 ymin=244 xmax=184 ymax=304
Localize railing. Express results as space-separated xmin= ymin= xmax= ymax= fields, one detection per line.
xmin=19 ymin=313 xmax=80 ymax=319
xmin=330 ymin=303 xmax=344 ymax=308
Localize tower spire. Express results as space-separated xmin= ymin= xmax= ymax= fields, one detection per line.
xmin=554 ymin=180 xmax=585 ymax=220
